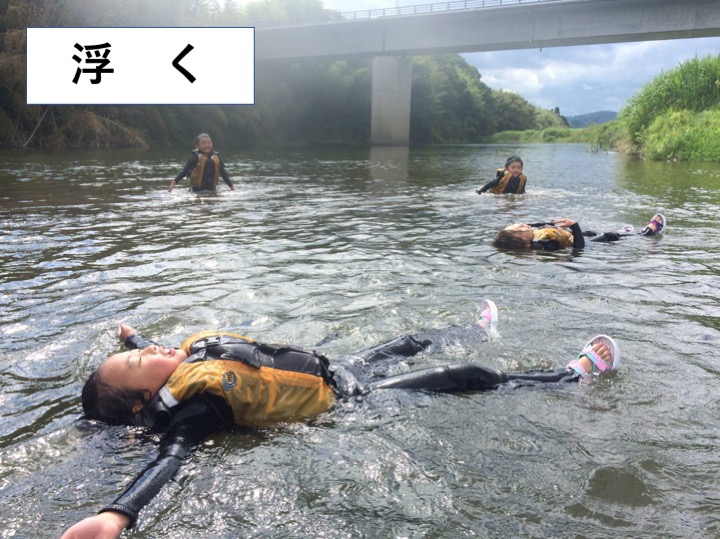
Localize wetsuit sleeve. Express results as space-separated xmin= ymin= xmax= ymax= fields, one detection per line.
xmin=174 ymin=154 xmax=199 ymax=182
xmin=477 ymin=169 xmax=504 ymax=193
xmin=124 ymin=333 xmax=161 ymax=350
xmin=218 ymin=157 xmax=234 ymax=188
xmin=570 ymin=222 xmax=585 ymax=249
xmin=98 ymin=410 xmax=218 ymax=528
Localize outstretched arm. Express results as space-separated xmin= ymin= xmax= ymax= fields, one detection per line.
xmin=476 ymin=169 xmax=504 ymax=193
xmin=61 ymin=415 xmax=217 ymax=538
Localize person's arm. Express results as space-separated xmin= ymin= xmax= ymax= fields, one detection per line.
xmin=476 ymin=169 xmax=504 ymax=194
xmin=549 ymin=218 xmax=586 ymax=249
xmin=568 ymin=222 xmax=585 ymax=249
xmin=62 ymin=411 xmax=218 ymax=538
xmin=118 ymin=324 xmax=162 ymax=350
xmin=169 ymin=154 xmax=198 ymax=192
xmin=218 ymin=157 xmax=235 ymax=190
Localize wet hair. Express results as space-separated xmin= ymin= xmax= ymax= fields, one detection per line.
xmin=195 ymin=133 xmax=211 ymax=145
xmin=505 ymin=155 xmax=523 ymax=169
xmin=493 ymin=228 xmax=529 ymax=250
xmin=82 ymin=368 xmax=151 ymax=425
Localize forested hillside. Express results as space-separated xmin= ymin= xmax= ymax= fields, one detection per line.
xmin=0 ymin=0 xmax=567 ymax=149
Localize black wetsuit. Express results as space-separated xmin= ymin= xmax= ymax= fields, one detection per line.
xmin=174 ymin=150 xmax=234 ymax=191
xmin=98 ymin=330 xmax=579 ymax=528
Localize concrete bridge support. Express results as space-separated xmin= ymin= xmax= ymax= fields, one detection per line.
xmin=370 ymin=56 xmax=412 ymax=146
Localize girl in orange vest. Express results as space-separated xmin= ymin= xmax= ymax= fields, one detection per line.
xmin=477 ymin=155 xmax=527 ymax=194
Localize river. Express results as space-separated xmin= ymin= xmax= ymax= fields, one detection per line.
xmin=1 ymin=143 xmax=719 ymax=538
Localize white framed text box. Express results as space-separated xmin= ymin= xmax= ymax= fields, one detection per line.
xmin=27 ymin=27 xmax=255 ymax=105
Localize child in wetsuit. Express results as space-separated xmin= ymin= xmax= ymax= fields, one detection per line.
xmin=61 ymin=301 xmax=619 ymax=539
xmin=477 ymin=155 xmax=527 ymax=194
xmin=493 ymin=213 xmax=667 ymax=251
xmin=168 ymin=133 xmax=236 ymax=193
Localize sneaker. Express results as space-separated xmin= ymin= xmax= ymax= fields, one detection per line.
xmin=618 ymin=224 xmax=634 ymax=234
xmin=478 ymin=299 xmax=499 ymax=335
xmin=641 ymin=213 xmax=666 ymax=236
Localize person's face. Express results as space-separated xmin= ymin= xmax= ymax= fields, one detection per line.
xmin=506 ymin=161 xmax=523 ymax=176
xmin=504 ymin=222 xmax=533 ymax=248
xmin=197 ymin=136 xmax=213 ymax=153
xmin=99 ymin=345 xmax=188 ymax=410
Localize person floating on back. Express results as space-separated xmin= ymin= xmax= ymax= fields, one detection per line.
xmin=493 ymin=213 xmax=667 ymax=251
xmin=477 ymin=155 xmax=527 ymax=195
xmin=168 ymin=133 xmax=236 ymax=193
xmin=60 ymin=300 xmax=620 ymax=539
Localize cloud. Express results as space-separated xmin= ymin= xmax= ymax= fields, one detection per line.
xmin=463 ymin=37 xmax=720 ymax=115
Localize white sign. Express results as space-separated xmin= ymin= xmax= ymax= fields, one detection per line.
xmin=27 ymin=27 xmax=255 ymax=105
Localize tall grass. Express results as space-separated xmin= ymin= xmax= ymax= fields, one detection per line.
xmin=642 ymin=109 xmax=720 ymax=161
xmin=619 ymin=54 xmax=720 ymax=142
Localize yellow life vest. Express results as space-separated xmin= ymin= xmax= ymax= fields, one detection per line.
xmin=532 ymin=227 xmax=574 ymax=248
xmin=158 ymin=331 xmax=336 ymax=428
xmin=189 ymin=152 xmax=220 ymax=190
xmin=489 ymin=169 xmax=527 ymax=194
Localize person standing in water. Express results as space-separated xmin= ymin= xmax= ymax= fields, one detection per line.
xmin=168 ymin=133 xmax=235 ymax=193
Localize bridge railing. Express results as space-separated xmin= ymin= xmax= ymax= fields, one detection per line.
xmin=256 ymin=0 xmax=565 ymax=28
xmin=341 ymin=0 xmax=562 ymax=20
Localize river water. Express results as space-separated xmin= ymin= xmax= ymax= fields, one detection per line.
xmin=1 ymin=143 xmax=719 ymax=538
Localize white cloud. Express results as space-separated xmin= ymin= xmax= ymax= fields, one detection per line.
xmin=463 ymin=37 xmax=720 ymax=115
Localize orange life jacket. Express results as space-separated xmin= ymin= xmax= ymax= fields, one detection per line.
xmin=489 ymin=169 xmax=527 ymax=194
xmin=189 ymin=152 xmax=220 ymax=190
xmin=532 ymin=227 xmax=574 ymax=248
xmin=153 ymin=331 xmax=336 ymax=428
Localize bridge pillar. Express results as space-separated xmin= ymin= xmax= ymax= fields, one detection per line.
xmin=371 ymin=56 xmax=412 ymax=146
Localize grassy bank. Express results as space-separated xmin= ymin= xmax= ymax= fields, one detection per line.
xmin=489 ymin=122 xmax=628 ymax=153
xmin=619 ymin=54 xmax=720 ymax=161
xmin=491 ymin=54 xmax=720 ymax=162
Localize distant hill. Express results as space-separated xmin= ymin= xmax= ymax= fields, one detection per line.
xmin=566 ymin=111 xmax=617 ymax=128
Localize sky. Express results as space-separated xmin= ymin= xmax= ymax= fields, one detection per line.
xmin=263 ymin=0 xmax=720 ymax=117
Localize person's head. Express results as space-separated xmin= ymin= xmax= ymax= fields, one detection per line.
xmin=195 ymin=133 xmax=213 ymax=153
xmin=493 ymin=222 xmax=533 ymax=250
xmin=504 ymin=156 xmax=523 ymax=176
xmin=82 ymin=345 xmax=187 ymax=425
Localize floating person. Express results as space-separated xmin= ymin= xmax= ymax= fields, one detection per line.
xmin=168 ymin=133 xmax=236 ymax=193
xmin=477 ymin=155 xmax=527 ymax=194
xmin=493 ymin=213 xmax=667 ymax=251
xmin=61 ymin=300 xmax=619 ymax=539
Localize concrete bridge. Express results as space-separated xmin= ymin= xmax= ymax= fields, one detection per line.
xmin=256 ymin=0 xmax=720 ymax=145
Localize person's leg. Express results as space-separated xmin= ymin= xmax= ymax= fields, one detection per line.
xmin=367 ymin=335 xmax=619 ymax=393
xmin=366 ymin=363 xmax=508 ymax=392
xmin=359 ymin=300 xmax=499 ymax=362
xmin=589 ymin=231 xmax=622 ymax=243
